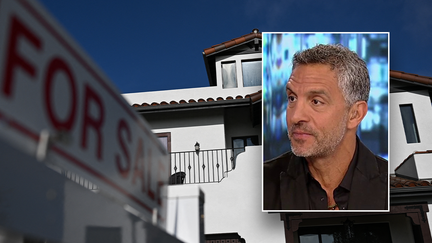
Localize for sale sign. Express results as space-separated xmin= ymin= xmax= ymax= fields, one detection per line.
xmin=0 ymin=0 xmax=169 ymax=225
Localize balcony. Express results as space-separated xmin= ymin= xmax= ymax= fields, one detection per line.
xmin=169 ymin=148 xmax=236 ymax=184
xmin=58 ymin=148 xmax=238 ymax=188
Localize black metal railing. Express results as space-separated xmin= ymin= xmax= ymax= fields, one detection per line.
xmin=170 ymin=148 xmax=234 ymax=184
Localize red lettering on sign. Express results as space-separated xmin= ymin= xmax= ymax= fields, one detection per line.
xmin=43 ymin=57 xmax=77 ymax=131
xmin=157 ymin=161 xmax=166 ymax=206
xmin=115 ymin=119 xmax=131 ymax=178
xmin=81 ymin=84 xmax=105 ymax=160
xmin=2 ymin=16 xmax=41 ymax=97
xmin=146 ymin=149 xmax=155 ymax=200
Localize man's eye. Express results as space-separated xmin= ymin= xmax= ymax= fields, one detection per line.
xmin=287 ymin=96 xmax=296 ymax=102
xmin=312 ymin=99 xmax=323 ymax=105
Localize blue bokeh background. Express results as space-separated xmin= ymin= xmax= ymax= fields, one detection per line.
xmin=263 ymin=33 xmax=388 ymax=161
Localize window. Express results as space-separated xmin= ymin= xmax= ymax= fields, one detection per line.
xmin=400 ymin=104 xmax=420 ymax=143
xmin=242 ymin=59 xmax=262 ymax=87
xmin=298 ymin=222 xmax=392 ymax=243
xmin=156 ymin=132 xmax=171 ymax=153
xmin=232 ymin=136 xmax=259 ymax=157
xmin=222 ymin=62 xmax=237 ymax=88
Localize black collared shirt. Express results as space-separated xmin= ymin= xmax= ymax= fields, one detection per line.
xmin=304 ymin=141 xmax=359 ymax=210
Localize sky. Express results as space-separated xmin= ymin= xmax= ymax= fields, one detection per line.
xmin=37 ymin=0 xmax=432 ymax=94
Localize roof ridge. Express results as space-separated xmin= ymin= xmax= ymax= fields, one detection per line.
xmin=203 ymin=29 xmax=262 ymax=56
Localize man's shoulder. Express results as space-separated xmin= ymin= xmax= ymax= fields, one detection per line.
xmin=374 ymin=154 xmax=388 ymax=175
xmin=264 ymin=151 xmax=295 ymax=171
xmin=357 ymin=140 xmax=388 ymax=176
xmin=264 ymin=151 xmax=304 ymax=179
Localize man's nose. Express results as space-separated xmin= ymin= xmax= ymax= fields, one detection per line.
xmin=287 ymin=101 xmax=309 ymax=125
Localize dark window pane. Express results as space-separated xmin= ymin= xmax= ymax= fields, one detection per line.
xmin=158 ymin=136 xmax=168 ymax=150
xmin=299 ymin=234 xmax=319 ymax=243
xmin=233 ymin=138 xmax=245 ymax=149
xmin=400 ymin=104 xmax=420 ymax=143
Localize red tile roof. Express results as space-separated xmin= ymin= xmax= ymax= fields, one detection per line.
xmin=132 ymin=90 xmax=262 ymax=108
xmin=203 ymin=28 xmax=261 ymax=56
xmin=391 ymin=175 xmax=432 ymax=188
xmin=390 ymin=70 xmax=432 ymax=85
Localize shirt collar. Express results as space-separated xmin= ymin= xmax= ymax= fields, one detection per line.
xmin=303 ymin=139 xmax=359 ymax=191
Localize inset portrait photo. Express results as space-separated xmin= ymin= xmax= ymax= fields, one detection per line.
xmin=262 ymin=33 xmax=389 ymax=212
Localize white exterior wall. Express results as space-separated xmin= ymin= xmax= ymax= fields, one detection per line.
xmin=147 ymin=109 xmax=226 ymax=152
xmin=167 ymin=146 xmax=285 ymax=243
xmin=198 ymin=146 xmax=284 ymax=242
xmin=122 ymin=51 xmax=265 ymax=242
xmin=165 ymin=185 xmax=204 ymax=243
xmin=390 ymin=90 xmax=432 ymax=172
xmin=154 ymin=125 xmax=225 ymax=153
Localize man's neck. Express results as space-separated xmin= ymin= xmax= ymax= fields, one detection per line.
xmin=305 ymin=134 xmax=357 ymax=192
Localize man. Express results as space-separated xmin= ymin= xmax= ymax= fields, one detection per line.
xmin=263 ymin=44 xmax=388 ymax=210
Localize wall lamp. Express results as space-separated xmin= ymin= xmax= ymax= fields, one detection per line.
xmin=194 ymin=142 xmax=200 ymax=155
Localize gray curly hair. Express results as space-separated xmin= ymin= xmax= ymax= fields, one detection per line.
xmin=292 ymin=44 xmax=370 ymax=106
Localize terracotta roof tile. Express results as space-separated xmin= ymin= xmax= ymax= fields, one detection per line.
xmin=391 ymin=176 xmax=432 ymax=188
xmin=249 ymin=90 xmax=262 ymax=103
xmin=223 ymin=40 xmax=236 ymax=49
xmin=203 ymin=29 xmax=261 ymax=56
xmin=132 ymin=91 xmax=262 ymax=109
xmin=390 ymin=70 xmax=432 ymax=86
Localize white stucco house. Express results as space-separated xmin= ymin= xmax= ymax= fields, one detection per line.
xmin=122 ymin=27 xmax=432 ymax=242
xmin=123 ymin=29 xmax=285 ymax=243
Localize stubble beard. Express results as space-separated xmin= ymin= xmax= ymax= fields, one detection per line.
xmin=288 ymin=112 xmax=348 ymax=158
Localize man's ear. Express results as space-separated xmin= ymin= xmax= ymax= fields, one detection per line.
xmin=347 ymin=101 xmax=368 ymax=130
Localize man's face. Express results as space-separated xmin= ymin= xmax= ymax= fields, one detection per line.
xmin=286 ymin=64 xmax=349 ymax=158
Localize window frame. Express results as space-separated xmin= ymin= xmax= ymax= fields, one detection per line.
xmin=241 ymin=58 xmax=262 ymax=87
xmin=399 ymin=104 xmax=420 ymax=144
xmin=156 ymin=132 xmax=172 ymax=153
xmin=215 ymin=53 xmax=262 ymax=89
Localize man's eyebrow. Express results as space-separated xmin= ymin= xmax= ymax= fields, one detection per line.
xmin=308 ymin=90 xmax=330 ymax=98
xmin=286 ymin=83 xmax=294 ymax=93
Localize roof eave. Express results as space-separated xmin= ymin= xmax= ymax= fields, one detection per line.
xmin=135 ymin=98 xmax=253 ymax=114
xmin=390 ymin=70 xmax=432 ymax=87
xmin=392 ymin=186 xmax=432 ymax=197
